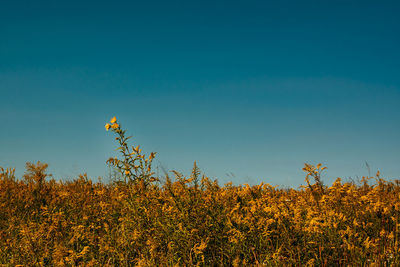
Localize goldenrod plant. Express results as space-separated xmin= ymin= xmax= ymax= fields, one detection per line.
xmin=0 ymin=117 xmax=399 ymax=265
xmin=105 ymin=116 xmax=157 ymax=187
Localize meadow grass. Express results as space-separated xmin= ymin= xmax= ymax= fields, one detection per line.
xmin=0 ymin=117 xmax=399 ymax=266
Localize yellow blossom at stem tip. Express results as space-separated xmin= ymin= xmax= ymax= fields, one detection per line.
xmin=110 ymin=116 xmax=117 ymax=123
xmin=111 ymin=123 xmax=119 ymax=129
xmin=105 ymin=123 xmax=111 ymax=131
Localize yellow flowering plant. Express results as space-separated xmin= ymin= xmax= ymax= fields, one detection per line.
xmin=105 ymin=116 xmax=157 ymax=186
xmin=303 ymin=163 xmax=327 ymax=205
xmin=0 ymin=118 xmax=399 ymax=266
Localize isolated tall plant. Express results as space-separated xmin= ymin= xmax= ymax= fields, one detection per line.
xmin=105 ymin=116 xmax=156 ymax=185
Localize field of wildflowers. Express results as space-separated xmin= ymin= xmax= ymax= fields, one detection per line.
xmin=0 ymin=117 xmax=399 ymax=266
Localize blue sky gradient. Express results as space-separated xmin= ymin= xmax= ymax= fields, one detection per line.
xmin=1 ymin=0 xmax=399 ymax=187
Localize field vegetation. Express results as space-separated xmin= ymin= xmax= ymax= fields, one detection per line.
xmin=0 ymin=117 xmax=399 ymax=266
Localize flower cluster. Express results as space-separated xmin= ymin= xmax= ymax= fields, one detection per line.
xmin=104 ymin=116 xmax=118 ymax=131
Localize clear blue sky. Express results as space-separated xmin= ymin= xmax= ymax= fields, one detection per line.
xmin=1 ymin=0 xmax=399 ymax=187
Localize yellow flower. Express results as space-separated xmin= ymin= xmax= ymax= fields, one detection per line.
xmin=105 ymin=123 xmax=111 ymax=131
xmin=125 ymin=170 xmax=130 ymax=175
xmin=111 ymin=123 xmax=119 ymax=129
xmin=110 ymin=116 xmax=117 ymax=123
xmin=149 ymin=152 xmax=155 ymax=160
